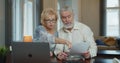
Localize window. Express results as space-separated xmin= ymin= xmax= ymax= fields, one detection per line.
xmin=12 ymin=0 xmax=37 ymax=41
xmin=105 ymin=0 xmax=120 ymax=36
xmin=12 ymin=0 xmax=23 ymax=41
xmin=24 ymin=1 xmax=33 ymax=36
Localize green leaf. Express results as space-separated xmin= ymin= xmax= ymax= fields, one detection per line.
xmin=0 ymin=46 xmax=9 ymax=57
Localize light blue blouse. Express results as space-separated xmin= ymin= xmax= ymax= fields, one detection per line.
xmin=33 ymin=25 xmax=58 ymax=51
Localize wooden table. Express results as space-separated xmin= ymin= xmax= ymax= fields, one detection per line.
xmin=6 ymin=50 xmax=120 ymax=63
xmin=6 ymin=57 xmax=119 ymax=63
xmin=98 ymin=50 xmax=120 ymax=55
xmin=97 ymin=50 xmax=120 ymax=59
xmin=51 ymin=58 xmax=119 ymax=63
xmin=54 ymin=50 xmax=120 ymax=63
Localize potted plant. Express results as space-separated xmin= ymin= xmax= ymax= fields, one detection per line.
xmin=0 ymin=46 xmax=9 ymax=63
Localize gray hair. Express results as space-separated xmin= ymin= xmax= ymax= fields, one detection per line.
xmin=59 ymin=6 xmax=73 ymax=14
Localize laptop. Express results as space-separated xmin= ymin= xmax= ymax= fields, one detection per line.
xmin=11 ymin=42 xmax=50 ymax=63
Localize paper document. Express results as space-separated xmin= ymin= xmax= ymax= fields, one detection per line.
xmin=70 ymin=42 xmax=90 ymax=54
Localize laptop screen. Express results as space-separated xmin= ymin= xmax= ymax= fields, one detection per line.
xmin=11 ymin=42 xmax=50 ymax=63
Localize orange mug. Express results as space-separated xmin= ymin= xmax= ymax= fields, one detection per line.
xmin=23 ymin=35 xmax=32 ymax=42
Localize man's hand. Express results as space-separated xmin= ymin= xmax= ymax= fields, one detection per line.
xmin=57 ymin=52 xmax=68 ymax=60
xmin=82 ymin=51 xmax=90 ymax=59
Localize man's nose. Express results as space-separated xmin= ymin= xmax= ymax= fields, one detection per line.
xmin=65 ymin=17 xmax=69 ymax=22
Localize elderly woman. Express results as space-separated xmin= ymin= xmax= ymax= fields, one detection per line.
xmin=33 ymin=8 xmax=71 ymax=56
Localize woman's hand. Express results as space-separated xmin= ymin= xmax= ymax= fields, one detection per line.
xmin=50 ymin=51 xmax=53 ymax=57
xmin=55 ymin=38 xmax=72 ymax=48
xmin=64 ymin=40 xmax=72 ymax=49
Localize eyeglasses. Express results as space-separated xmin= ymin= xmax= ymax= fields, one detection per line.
xmin=45 ymin=19 xmax=56 ymax=23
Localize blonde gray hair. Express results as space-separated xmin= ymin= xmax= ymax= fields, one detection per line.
xmin=41 ymin=8 xmax=58 ymax=25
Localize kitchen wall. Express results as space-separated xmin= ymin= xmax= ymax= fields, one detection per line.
xmin=81 ymin=0 xmax=100 ymax=36
xmin=57 ymin=0 xmax=100 ymax=36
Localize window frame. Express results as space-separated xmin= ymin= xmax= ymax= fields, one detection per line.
xmin=100 ymin=0 xmax=106 ymax=36
xmin=5 ymin=0 xmax=43 ymax=46
xmin=100 ymin=0 xmax=120 ymax=36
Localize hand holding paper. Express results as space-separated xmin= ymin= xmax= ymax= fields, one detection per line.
xmin=70 ymin=42 xmax=90 ymax=54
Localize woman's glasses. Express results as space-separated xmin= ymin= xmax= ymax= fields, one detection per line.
xmin=45 ymin=19 xmax=56 ymax=23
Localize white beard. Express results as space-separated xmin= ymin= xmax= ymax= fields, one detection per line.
xmin=63 ymin=23 xmax=74 ymax=29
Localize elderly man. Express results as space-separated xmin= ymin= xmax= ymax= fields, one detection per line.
xmin=54 ymin=6 xmax=97 ymax=60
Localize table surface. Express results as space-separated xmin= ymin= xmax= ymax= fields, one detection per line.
xmin=6 ymin=50 xmax=120 ymax=63
xmin=98 ymin=50 xmax=120 ymax=55
xmin=6 ymin=56 xmax=119 ymax=63
xmin=51 ymin=58 xmax=119 ymax=63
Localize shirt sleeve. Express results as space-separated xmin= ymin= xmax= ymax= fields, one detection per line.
xmin=82 ymin=26 xmax=97 ymax=58
xmin=33 ymin=26 xmax=55 ymax=44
